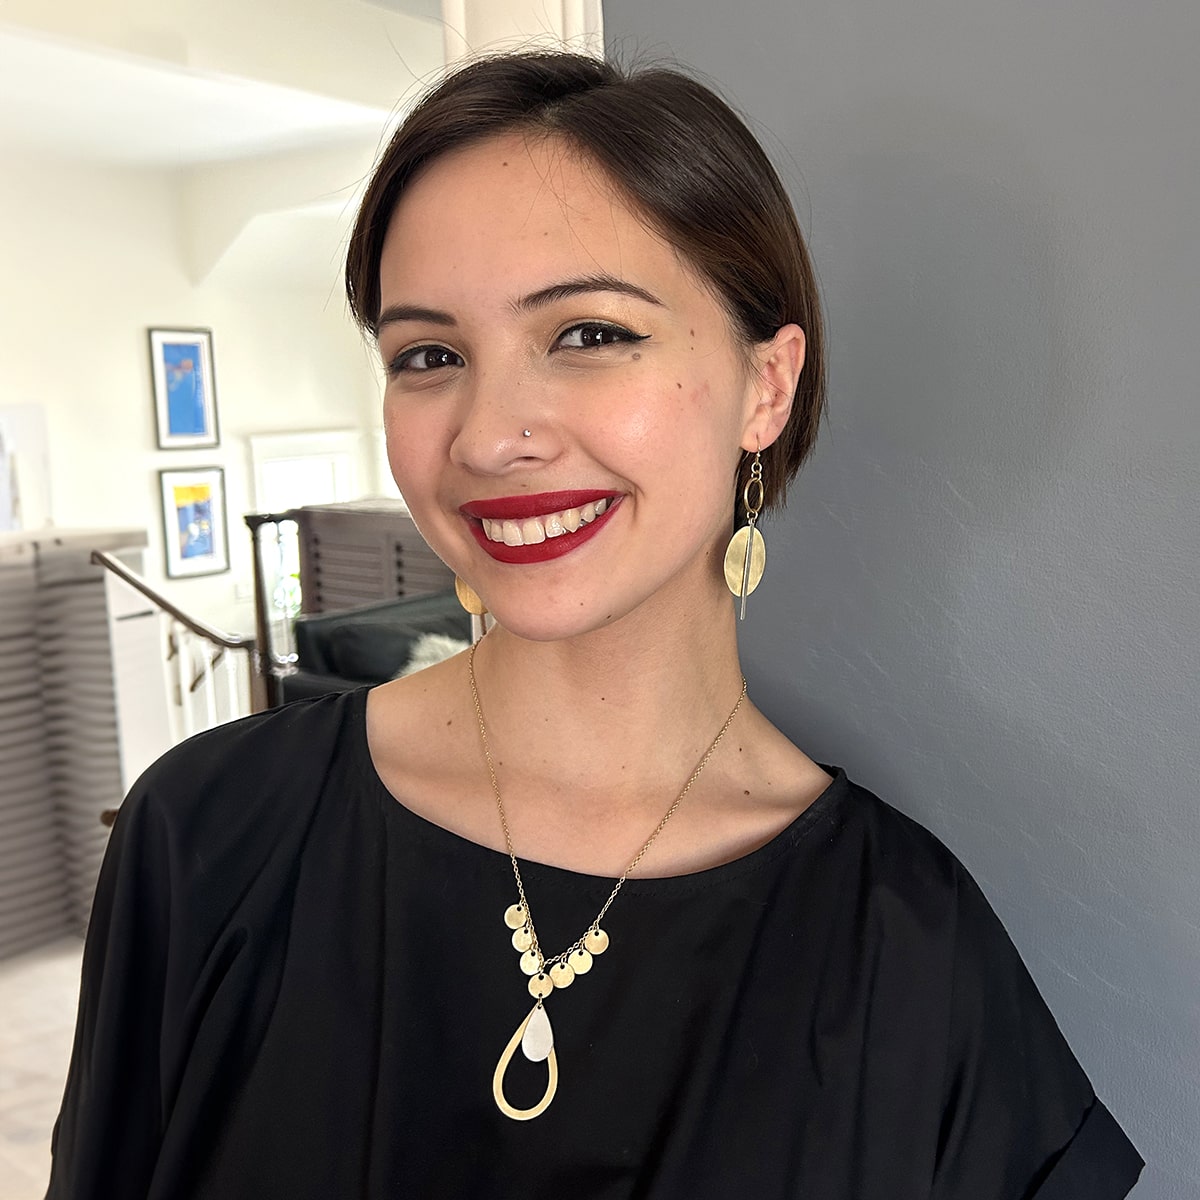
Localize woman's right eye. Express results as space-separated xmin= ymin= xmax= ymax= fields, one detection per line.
xmin=388 ymin=345 xmax=465 ymax=375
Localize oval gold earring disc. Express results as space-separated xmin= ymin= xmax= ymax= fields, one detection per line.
xmin=724 ymin=526 xmax=766 ymax=596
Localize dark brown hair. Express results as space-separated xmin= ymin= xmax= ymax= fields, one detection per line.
xmin=346 ymin=51 xmax=826 ymax=510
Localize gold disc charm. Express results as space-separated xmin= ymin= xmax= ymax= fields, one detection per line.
xmin=528 ymin=973 xmax=553 ymax=999
xmin=504 ymin=904 xmax=527 ymax=930
xmin=548 ymin=961 xmax=575 ymax=989
xmin=456 ymin=576 xmax=488 ymax=615
xmin=583 ymin=927 xmax=609 ymax=955
xmin=495 ymin=1004 xmax=559 ymax=1121
xmin=568 ymin=947 xmax=593 ymax=974
xmin=723 ymin=525 xmax=766 ymax=599
xmin=511 ymin=925 xmax=533 ymax=952
xmin=519 ymin=949 xmax=542 ymax=975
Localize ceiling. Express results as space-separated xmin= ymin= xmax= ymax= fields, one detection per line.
xmin=0 ymin=3 xmax=444 ymax=289
xmin=0 ymin=26 xmax=398 ymax=168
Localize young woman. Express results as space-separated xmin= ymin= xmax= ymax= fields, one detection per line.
xmin=48 ymin=52 xmax=1143 ymax=1198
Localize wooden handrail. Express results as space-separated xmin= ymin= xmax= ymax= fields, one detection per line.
xmin=90 ymin=549 xmax=256 ymax=652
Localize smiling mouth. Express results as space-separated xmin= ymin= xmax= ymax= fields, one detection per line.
xmin=480 ymin=498 xmax=609 ymax=546
xmin=460 ymin=491 xmax=621 ymax=564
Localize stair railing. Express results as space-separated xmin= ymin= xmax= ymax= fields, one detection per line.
xmin=90 ymin=550 xmax=266 ymax=767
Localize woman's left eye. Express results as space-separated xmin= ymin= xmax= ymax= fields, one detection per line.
xmin=554 ymin=323 xmax=648 ymax=351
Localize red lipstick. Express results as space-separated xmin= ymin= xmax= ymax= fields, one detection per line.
xmin=460 ymin=490 xmax=618 ymax=521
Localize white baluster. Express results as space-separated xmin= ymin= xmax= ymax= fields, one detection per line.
xmin=225 ymin=647 xmax=240 ymax=722
xmin=202 ymin=644 xmax=217 ymax=730
xmin=178 ymin=627 xmax=195 ymax=739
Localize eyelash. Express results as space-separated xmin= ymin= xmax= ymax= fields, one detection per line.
xmin=554 ymin=321 xmax=650 ymax=351
xmin=385 ymin=322 xmax=648 ymax=377
xmin=387 ymin=345 xmax=463 ymax=376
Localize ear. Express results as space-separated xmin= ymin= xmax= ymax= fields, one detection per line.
xmin=740 ymin=324 xmax=806 ymax=452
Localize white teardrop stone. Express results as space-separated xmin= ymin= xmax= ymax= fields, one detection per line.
xmin=521 ymin=1004 xmax=554 ymax=1063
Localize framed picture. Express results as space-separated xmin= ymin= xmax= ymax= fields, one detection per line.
xmin=159 ymin=466 xmax=229 ymax=578
xmin=149 ymin=328 xmax=219 ymax=449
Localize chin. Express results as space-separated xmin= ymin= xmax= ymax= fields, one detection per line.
xmin=485 ymin=601 xmax=621 ymax=645
xmin=485 ymin=571 xmax=706 ymax=646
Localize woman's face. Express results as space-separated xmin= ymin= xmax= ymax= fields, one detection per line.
xmin=376 ymin=131 xmax=798 ymax=642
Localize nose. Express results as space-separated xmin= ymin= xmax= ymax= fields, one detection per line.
xmin=449 ymin=364 xmax=558 ymax=476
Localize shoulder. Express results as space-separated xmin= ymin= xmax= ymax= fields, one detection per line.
xmin=114 ymin=689 xmax=370 ymax=888
xmin=130 ymin=688 xmax=364 ymax=813
xmin=823 ymin=772 xmax=968 ymax=929
xmin=833 ymin=778 xmax=1039 ymax=975
xmin=814 ymin=773 xmax=1064 ymax=1025
xmin=135 ymin=688 xmax=364 ymax=797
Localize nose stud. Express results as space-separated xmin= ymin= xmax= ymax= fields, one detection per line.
xmin=522 ymin=429 xmax=532 ymax=438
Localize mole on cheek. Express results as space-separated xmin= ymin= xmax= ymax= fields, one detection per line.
xmin=632 ymin=352 xmax=641 ymax=361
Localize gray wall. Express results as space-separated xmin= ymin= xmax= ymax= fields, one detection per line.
xmin=604 ymin=3 xmax=1198 ymax=1196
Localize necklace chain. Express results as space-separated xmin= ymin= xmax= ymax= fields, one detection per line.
xmin=467 ymin=641 xmax=748 ymax=971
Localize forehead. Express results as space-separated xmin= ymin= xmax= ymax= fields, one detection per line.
xmin=379 ymin=131 xmax=697 ymax=308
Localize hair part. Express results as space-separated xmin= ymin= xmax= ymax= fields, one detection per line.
xmin=346 ymin=50 xmax=826 ymax=511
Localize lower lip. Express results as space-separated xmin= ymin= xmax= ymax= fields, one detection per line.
xmin=467 ymin=499 xmax=621 ymax=564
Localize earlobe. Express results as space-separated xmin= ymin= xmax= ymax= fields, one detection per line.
xmin=743 ymin=324 xmax=805 ymax=451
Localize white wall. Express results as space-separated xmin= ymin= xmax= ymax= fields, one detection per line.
xmin=0 ymin=149 xmax=383 ymax=631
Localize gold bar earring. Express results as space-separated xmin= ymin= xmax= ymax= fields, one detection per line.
xmin=723 ymin=449 xmax=766 ymax=619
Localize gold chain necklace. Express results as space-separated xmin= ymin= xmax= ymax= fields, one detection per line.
xmin=468 ymin=642 xmax=747 ymax=1121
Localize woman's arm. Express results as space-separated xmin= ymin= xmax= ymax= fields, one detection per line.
xmin=932 ymin=866 xmax=1143 ymax=1198
xmin=46 ymin=789 xmax=171 ymax=1198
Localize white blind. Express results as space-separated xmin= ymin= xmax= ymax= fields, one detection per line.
xmin=0 ymin=546 xmax=70 ymax=958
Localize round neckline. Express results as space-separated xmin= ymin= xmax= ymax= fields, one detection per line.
xmin=350 ymin=685 xmax=850 ymax=896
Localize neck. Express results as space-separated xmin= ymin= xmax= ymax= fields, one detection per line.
xmin=468 ymin=583 xmax=747 ymax=804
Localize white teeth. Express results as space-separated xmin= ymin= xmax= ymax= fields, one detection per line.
xmin=479 ymin=498 xmax=614 ymax=546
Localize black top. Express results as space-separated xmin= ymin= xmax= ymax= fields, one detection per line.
xmin=48 ymin=688 xmax=1143 ymax=1199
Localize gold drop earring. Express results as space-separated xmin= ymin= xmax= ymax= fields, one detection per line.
xmin=455 ymin=578 xmax=489 ymax=644
xmin=455 ymin=577 xmax=487 ymax=615
xmin=723 ymin=448 xmax=766 ymax=619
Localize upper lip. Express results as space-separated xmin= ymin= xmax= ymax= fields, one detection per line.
xmin=459 ymin=490 xmax=619 ymax=520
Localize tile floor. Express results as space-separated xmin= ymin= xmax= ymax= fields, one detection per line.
xmin=0 ymin=939 xmax=82 ymax=1200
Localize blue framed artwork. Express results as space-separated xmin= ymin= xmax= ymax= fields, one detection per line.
xmin=149 ymin=328 xmax=219 ymax=449
xmin=158 ymin=466 xmax=230 ymax=578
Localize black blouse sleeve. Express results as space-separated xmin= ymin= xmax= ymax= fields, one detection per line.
xmin=46 ymin=785 xmax=171 ymax=1199
xmin=931 ymin=864 xmax=1144 ymax=1199
xmin=45 ymin=694 xmax=354 ymax=1199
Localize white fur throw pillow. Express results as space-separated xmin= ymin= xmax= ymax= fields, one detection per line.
xmin=394 ymin=632 xmax=472 ymax=678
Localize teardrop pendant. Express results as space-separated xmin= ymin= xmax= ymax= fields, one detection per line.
xmin=521 ymin=1002 xmax=554 ymax=1061
xmin=494 ymin=1003 xmax=559 ymax=1121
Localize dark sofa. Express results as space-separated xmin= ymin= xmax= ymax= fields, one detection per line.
xmin=281 ymin=589 xmax=470 ymax=702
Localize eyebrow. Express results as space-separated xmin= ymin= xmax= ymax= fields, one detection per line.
xmin=511 ymin=274 xmax=664 ymax=313
xmin=376 ymin=304 xmax=457 ymax=331
xmin=375 ymin=273 xmax=663 ymax=333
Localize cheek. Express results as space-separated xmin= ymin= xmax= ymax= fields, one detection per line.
xmin=382 ymin=405 xmax=442 ymax=498
xmin=613 ymin=371 xmax=704 ymax=443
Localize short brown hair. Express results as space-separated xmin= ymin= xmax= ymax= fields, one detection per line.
xmin=346 ymin=51 xmax=826 ymax=510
